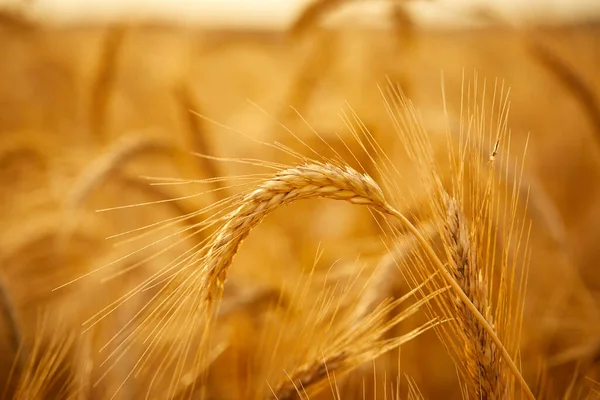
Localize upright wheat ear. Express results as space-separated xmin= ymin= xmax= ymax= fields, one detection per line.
xmin=443 ymin=194 xmax=507 ymax=399
xmin=203 ymin=162 xmax=387 ymax=302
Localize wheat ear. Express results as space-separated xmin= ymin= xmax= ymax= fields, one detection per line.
xmin=289 ymin=0 xmax=345 ymax=37
xmin=203 ymin=161 xmax=387 ymax=303
xmin=443 ymin=193 xmax=507 ymax=398
xmin=385 ymin=203 xmax=534 ymax=400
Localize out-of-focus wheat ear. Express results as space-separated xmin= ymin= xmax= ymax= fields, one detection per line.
xmin=90 ymin=24 xmax=126 ymax=142
xmin=442 ymin=192 xmax=508 ymax=399
xmin=271 ymin=28 xmax=336 ymax=153
xmin=288 ymin=0 xmax=346 ymax=37
xmin=173 ymin=82 xmax=229 ymax=199
xmin=472 ymin=7 xmax=600 ymax=150
xmin=201 ymin=161 xmax=389 ymax=307
xmin=529 ymin=42 xmax=600 ymax=140
xmin=217 ymin=284 xmax=287 ymax=318
xmin=0 ymin=5 xmax=36 ymax=32
xmin=388 ymin=2 xmax=416 ymax=98
xmin=60 ymin=134 xmax=174 ymax=246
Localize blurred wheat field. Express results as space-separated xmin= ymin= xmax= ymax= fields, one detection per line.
xmin=1 ymin=5 xmax=600 ymax=399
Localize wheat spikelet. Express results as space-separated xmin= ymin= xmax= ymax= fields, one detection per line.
xmin=203 ymin=161 xmax=388 ymax=304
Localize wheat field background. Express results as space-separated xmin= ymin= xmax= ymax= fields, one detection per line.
xmin=1 ymin=2 xmax=600 ymax=399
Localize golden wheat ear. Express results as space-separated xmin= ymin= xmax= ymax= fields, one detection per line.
xmin=440 ymin=192 xmax=509 ymax=397
xmin=377 ymin=77 xmax=536 ymax=399
xmin=200 ymin=161 xmax=389 ymax=307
